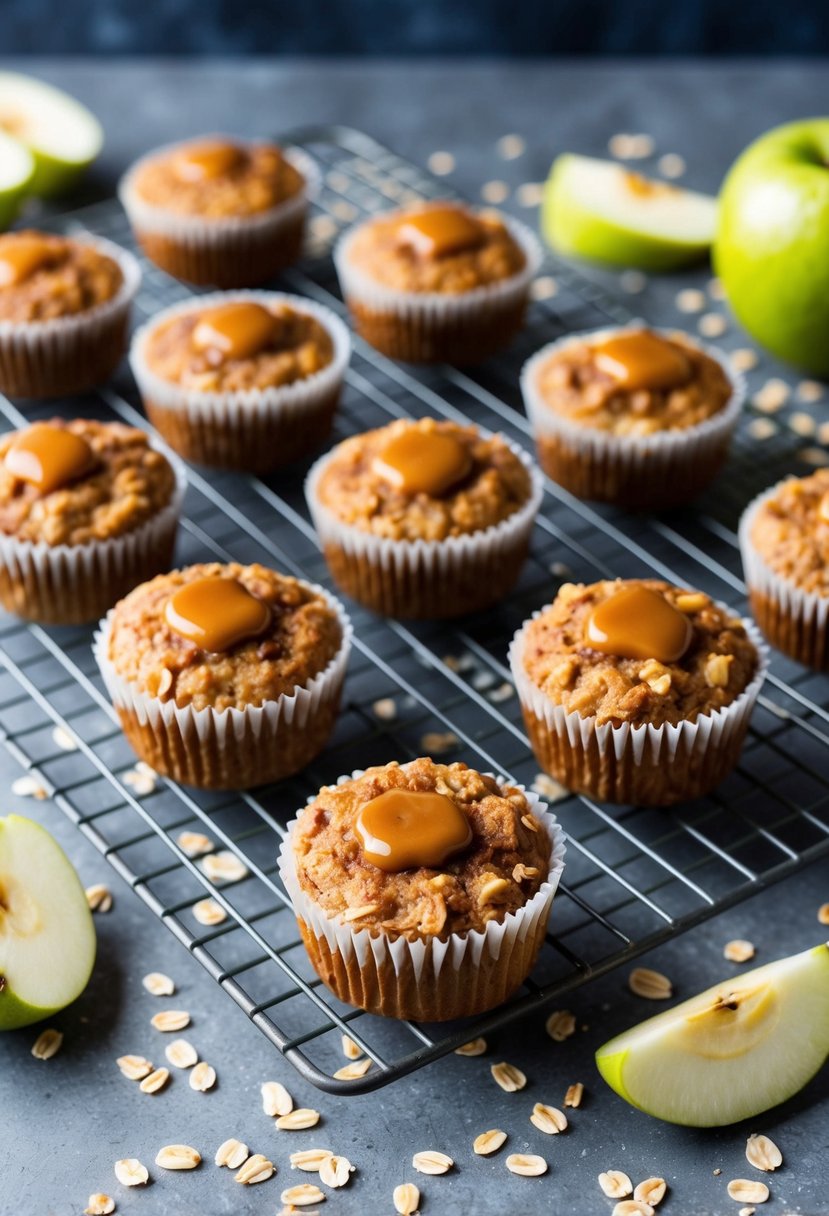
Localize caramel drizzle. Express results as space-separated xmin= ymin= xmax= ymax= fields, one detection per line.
xmin=164 ymin=576 xmax=271 ymax=653
xmin=585 ymin=584 xmax=693 ymax=663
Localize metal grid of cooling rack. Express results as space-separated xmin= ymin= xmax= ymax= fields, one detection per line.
xmin=1 ymin=125 xmax=828 ymax=1096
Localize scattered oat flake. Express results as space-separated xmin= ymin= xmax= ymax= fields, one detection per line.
xmin=31 ymin=1028 xmax=62 ymax=1059
xmin=818 ymin=903 xmax=829 ymax=925
xmin=676 ymin=288 xmax=706 ymax=313
xmin=790 ymin=411 xmax=816 ymax=436
xmin=235 ymin=1153 xmax=275 ymax=1184
xmin=319 ymin=1155 xmax=354 ymax=1188
xmin=496 ymin=133 xmax=526 ymax=159
xmin=333 ymin=1057 xmax=371 ymax=1081
xmin=629 ymin=966 xmax=673 ymax=999
xmin=491 ymin=1061 xmax=526 ymax=1092
xmin=455 ymin=1037 xmax=487 ymax=1056
xmin=748 ymin=418 xmax=777 ymax=441
xmin=11 ymin=774 xmax=47 ymax=799
xmin=216 ymin=1139 xmax=249 ymax=1169
xmin=155 ymin=1144 xmax=201 ymax=1171
xmin=739 ymin=1208 xmax=756 ymax=1216
xmin=342 ymin=903 xmax=380 ymax=922
xmin=190 ymin=1061 xmax=216 ymax=1091
xmin=200 ymin=850 xmax=248 ymax=883
xmin=506 ymin=1152 xmax=548 ymax=1177
xmin=139 ymin=1067 xmax=170 ymax=1095
xmin=516 ymin=181 xmax=544 ymax=207
xmin=86 ymin=884 xmax=113 ymax=913
xmin=393 ymin=1182 xmax=420 ymax=1215
xmin=413 ymin=1150 xmax=453 ymax=1175
xmin=427 ymin=151 xmax=455 ymax=176
xmin=341 ymin=1034 xmax=361 ymax=1060
xmin=531 ymin=772 xmax=566 ymax=800
xmin=564 ymin=1082 xmax=584 ymax=1108
xmin=613 ymin=1202 xmax=655 ymax=1216
xmin=151 ymin=1009 xmax=190 ymax=1032
xmin=599 ymin=1170 xmax=634 ymax=1198
xmin=797 ymin=379 xmax=823 ymax=402
xmin=281 ymin=1183 xmax=325 ymax=1206
xmin=724 ymin=940 xmax=755 ymax=963
xmin=531 ymin=275 xmax=559 ymax=301
xmin=530 ymin=1102 xmax=568 ymax=1134
xmin=481 ymin=179 xmax=510 ymax=203
xmin=699 ymin=312 xmax=727 ymax=337
xmin=420 ymin=730 xmax=458 ymax=754
xmin=473 ymin=1129 xmax=507 ymax=1155
xmin=745 ymin=1133 xmax=782 ymax=1172
xmin=114 ymin=1159 xmax=148 ymax=1188
xmin=754 ymin=378 xmax=790 ymax=411
xmin=731 ymin=348 xmax=759 ymax=372
xmin=123 ymin=766 xmax=156 ymax=797
xmin=84 ymin=1195 xmax=115 ymax=1215
xmin=262 ymin=1080 xmax=294 ymax=1116
xmin=290 ymin=1148 xmax=334 ymax=1172
xmin=620 ymin=270 xmax=647 ymax=294
xmin=727 ymin=1179 xmax=770 ymax=1204
xmin=117 ymin=1054 xmax=153 ymax=1081
xmin=634 ymin=1177 xmax=667 ymax=1206
xmin=51 ymin=725 xmax=77 ymax=751
xmin=277 ymin=1108 xmax=321 ymax=1131
xmin=178 ymin=830 xmax=213 ymax=857
xmin=609 ymin=132 xmax=655 ymax=159
xmin=165 ymin=1038 xmax=197 ymax=1069
xmin=545 ymin=1009 xmax=576 ymax=1041
xmin=800 ymin=445 xmax=829 ymax=466
xmin=143 ymin=971 xmax=175 ymax=997
xmin=658 ymin=152 xmax=686 ymax=178
xmin=488 ymin=680 xmax=514 ymax=703
xmin=193 ymin=897 xmax=226 ymax=926
xmin=372 ymin=697 xmax=396 ymax=720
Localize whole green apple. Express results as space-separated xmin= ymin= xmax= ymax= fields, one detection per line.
xmin=715 ymin=119 xmax=829 ymax=376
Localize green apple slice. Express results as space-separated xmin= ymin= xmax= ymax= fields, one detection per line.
xmin=542 ymin=153 xmax=717 ymax=271
xmin=0 ymin=129 xmax=35 ymax=231
xmin=596 ymin=943 xmax=829 ymax=1126
xmin=0 ymin=815 xmax=96 ymax=1030
xmin=0 ymin=73 xmax=103 ymax=198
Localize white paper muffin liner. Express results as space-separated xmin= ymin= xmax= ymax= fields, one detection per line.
xmin=278 ymin=769 xmax=566 ymax=1020
xmin=0 ymin=234 xmax=142 ymax=398
xmin=739 ymin=479 xmax=829 ymax=668
xmin=520 ymin=325 xmax=745 ymax=508
xmin=129 ymin=290 xmax=351 ymax=471
xmin=304 ymin=432 xmax=544 ymax=618
xmin=93 ymin=579 xmax=353 ymax=790
xmin=0 ymin=442 xmax=186 ymax=625
xmin=509 ymin=600 xmax=768 ymax=807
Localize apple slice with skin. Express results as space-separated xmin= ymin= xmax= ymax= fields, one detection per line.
xmin=596 ymin=943 xmax=829 ymax=1127
xmin=542 ymin=153 xmax=717 ymax=271
xmin=0 ymin=73 xmax=103 ymax=198
xmin=0 ymin=129 xmax=35 ymax=231
xmin=0 ymin=815 xmax=96 ymax=1030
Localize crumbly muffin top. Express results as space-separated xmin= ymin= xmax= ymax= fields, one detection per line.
xmin=316 ymin=418 xmax=532 ymax=541
xmin=0 ymin=231 xmax=124 ymax=323
xmin=521 ymin=579 xmax=758 ymax=728
xmin=131 ymin=138 xmax=304 ymax=218
xmin=292 ymin=758 xmax=552 ymax=940
xmin=345 ymin=203 xmax=526 ymax=294
xmin=107 ymin=562 xmax=343 ymax=712
xmin=0 ymin=419 xmax=176 ymax=546
xmin=533 ymin=329 xmax=732 ymax=436
xmin=143 ymin=300 xmax=335 ymax=393
xmin=749 ymin=470 xmax=829 ymax=596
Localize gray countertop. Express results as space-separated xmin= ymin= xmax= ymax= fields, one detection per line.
xmin=3 ymin=59 xmax=829 ymax=1216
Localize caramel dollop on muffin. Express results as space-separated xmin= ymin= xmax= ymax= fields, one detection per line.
xmin=748 ymin=469 xmax=829 ymax=595
xmin=0 ymin=230 xmax=124 ymax=323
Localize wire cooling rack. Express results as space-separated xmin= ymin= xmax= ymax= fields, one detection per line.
xmin=1 ymin=126 xmax=828 ymax=1095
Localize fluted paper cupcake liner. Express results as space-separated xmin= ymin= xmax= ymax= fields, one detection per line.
xmin=334 ymin=212 xmax=543 ymax=364
xmin=740 ymin=482 xmax=829 ymax=669
xmin=509 ymin=605 xmax=768 ymax=807
xmin=0 ymin=445 xmax=186 ymax=625
xmin=520 ymin=326 xmax=745 ymax=510
xmin=305 ymin=435 xmax=544 ymax=618
xmin=119 ymin=143 xmax=319 ymax=287
xmin=130 ymin=291 xmax=351 ymax=473
xmin=93 ymin=582 xmax=352 ymax=790
xmin=0 ymin=235 xmax=141 ymax=398
xmin=278 ymin=770 xmax=566 ymax=1021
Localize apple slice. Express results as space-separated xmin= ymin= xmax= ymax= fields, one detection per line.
xmin=542 ymin=153 xmax=717 ymax=271
xmin=0 ymin=815 xmax=96 ymax=1030
xmin=0 ymin=73 xmax=103 ymax=198
xmin=0 ymin=129 xmax=35 ymax=231
xmin=596 ymin=943 xmax=829 ymax=1126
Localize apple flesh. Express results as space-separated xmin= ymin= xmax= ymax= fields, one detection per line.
xmin=0 ymin=815 xmax=96 ymax=1030
xmin=542 ymin=154 xmax=717 ymax=271
xmin=596 ymin=943 xmax=829 ymax=1127
xmin=0 ymin=129 xmax=35 ymax=231
xmin=0 ymin=73 xmax=103 ymax=198
xmin=715 ymin=119 xmax=829 ymax=376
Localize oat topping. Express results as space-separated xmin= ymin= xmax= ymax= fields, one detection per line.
xmin=0 ymin=231 xmax=124 ymax=322
xmin=132 ymin=140 xmax=304 ymax=218
xmin=750 ymin=469 xmax=829 ymax=595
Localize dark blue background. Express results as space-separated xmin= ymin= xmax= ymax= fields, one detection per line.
xmin=6 ymin=0 xmax=829 ymax=55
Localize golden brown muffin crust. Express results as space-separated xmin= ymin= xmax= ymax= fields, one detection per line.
xmin=0 ymin=419 xmax=176 ymax=546
xmin=292 ymin=758 xmax=552 ymax=939
xmin=317 ymin=418 xmax=532 ymax=541
xmin=534 ymin=330 xmax=732 ymax=436
xmin=107 ymin=561 xmax=343 ymax=712
xmin=522 ymin=579 xmax=758 ymax=728
xmin=346 ymin=204 xmax=526 ymax=294
xmin=749 ymin=469 xmax=829 ymax=596
xmin=132 ymin=140 xmax=304 ymax=218
xmin=0 ymin=231 xmax=124 ymax=323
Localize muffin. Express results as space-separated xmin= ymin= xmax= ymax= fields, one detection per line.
xmin=305 ymin=417 xmax=543 ymax=618
xmin=0 ymin=419 xmax=184 ymax=624
xmin=509 ymin=579 xmax=767 ymax=806
xmin=334 ymin=201 xmax=542 ymax=364
xmin=520 ymin=326 xmax=743 ymax=509
xmin=130 ymin=292 xmax=351 ymax=473
xmin=0 ymin=229 xmax=140 ymax=398
xmin=118 ymin=135 xmax=318 ymax=287
xmin=278 ymin=758 xmax=566 ymax=1021
xmin=94 ymin=561 xmax=351 ymax=789
xmin=740 ymin=468 xmax=829 ymax=669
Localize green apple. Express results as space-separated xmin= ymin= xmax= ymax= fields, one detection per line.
xmin=0 ymin=815 xmax=96 ymax=1030
xmin=542 ymin=153 xmax=717 ymax=271
xmin=0 ymin=129 xmax=35 ymax=231
xmin=0 ymin=73 xmax=103 ymax=198
xmin=716 ymin=119 xmax=829 ymax=376
xmin=596 ymin=943 xmax=829 ymax=1127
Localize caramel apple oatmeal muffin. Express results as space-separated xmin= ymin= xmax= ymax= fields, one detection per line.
xmin=278 ymin=758 xmax=566 ymax=1020
xmin=0 ymin=418 xmax=183 ymax=624
xmin=334 ymin=201 xmax=541 ymax=363
xmin=305 ymin=416 xmax=542 ymax=618
xmin=510 ymin=578 xmax=766 ymax=806
xmin=521 ymin=326 xmax=743 ymax=509
xmin=119 ymin=136 xmax=317 ymax=287
xmin=740 ymin=468 xmax=829 ymax=669
xmin=130 ymin=292 xmax=350 ymax=473
xmin=95 ymin=561 xmax=351 ymax=789
xmin=0 ymin=230 xmax=140 ymax=397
